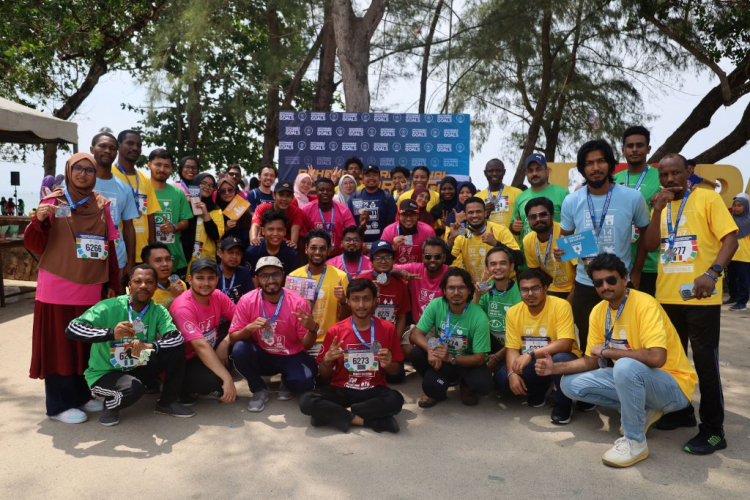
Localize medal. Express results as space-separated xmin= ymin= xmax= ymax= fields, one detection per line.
xmin=376 ymin=272 xmax=388 ymax=284
xmin=350 ymin=318 xmax=377 ymax=353
xmin=55 ymin=203 xmax=72 ymax=217
xmin=477 ymin=281 xmax=491 ymax=292
xmin=169 ymin=274 xmax=180 ymax=286
xmin=457 ymin=226 xmax=467 ymax=236
xmin=427 ymin=337 xmax=440 ymax=349
xmin=601 ymin=290 xmax=629 ymax=368
xmin=404 ymin=235 xmax=413 ymax=245
xmin=371 ymin=340 xmax=382 ymax=353
xmin=127 ymin=300 xmax=149 ymax=335
xmin=132 ymin=317 xmax=144 ymax=334
xmin=260 ymin=290 xmax=285 ymax=341
xmin=261 ymin=327 xmax=274 ymax=341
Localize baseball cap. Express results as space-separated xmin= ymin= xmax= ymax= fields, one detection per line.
xmin=219 ymin=237 xmax=244 ymax=251
xmin=363 ymin=164 xmax=380 ymax=175
xmin=275 ymin=180 xmax=294 ymax=194
xmin=525 ymin=153 xmax=547 ymax=168
xmin=369 ymin=240 xmax=395 ymax=257
xmin=398 ymin=199 xmax=419 ymax=213
xmin=190 ymin=258 xmax=219 ymax=276
xmin=255 ymin=256 xmax=284 ymax=272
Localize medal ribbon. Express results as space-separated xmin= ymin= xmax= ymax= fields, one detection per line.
xmin=260 ymin=289 xmax=285 ymax=323
xmin=666 ymin=189 xmax=691 ymax=256
xmin=307 ymin=265 xmax=327 ymax=311
xmin=468 ymin=224 xmax=488 ymax=238
xmin=625 ymin=166 xmax=649 ymax=191
xmin=535 ymin=236 xmax=553 ymax=270
xmin=63 ymin=187 xmax=91 ymax=211
xmin=345 ymin=256 xmax=363 ymax=280
xmin=318 ymin=206 xmax=334 ymax=232
xmin=350 ymin=317 xmax=375 ymax=348
xmin=586 ymin=183 xmax=614 ymax=242
xmin=127 ymin=300 xmax=150 ymax=325
xmin=116 ymin=164 xmax=141 ymax=213
xmin=442 ymin=303 xmax=469 ymax=342
xmin=220 ymin=267 xmax=236 ymax=294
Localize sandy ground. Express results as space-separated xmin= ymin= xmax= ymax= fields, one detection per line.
xmin=1 ymin=282 xmax=749 ymax=499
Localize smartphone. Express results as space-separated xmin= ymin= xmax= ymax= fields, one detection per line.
xmin=679 ymin=283 xmax=717 ymax=301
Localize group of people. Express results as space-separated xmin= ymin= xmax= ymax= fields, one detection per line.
xmin=25 ymin=126 xmax=748 ymax=469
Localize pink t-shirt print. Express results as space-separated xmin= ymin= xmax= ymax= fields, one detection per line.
xmin=170 ymin=290 xmax=236 ymax=359
xmin=394 ymin=262 xmax=447 ymax=323
xmin=381 ymin=221 xmax=436 ymax=264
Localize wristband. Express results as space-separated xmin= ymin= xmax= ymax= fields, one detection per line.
xmin=703 ymin=271 xmax=718 ymax=283
xmin=600 ymin=348 xmax=608 ymax=359
xmin=490 ymin=354 xmax=500 ymax=364
xmin=529 ymin=350 xmax=536 ymax=361
xmin=507 ymin=370 xmax=516 ymax=379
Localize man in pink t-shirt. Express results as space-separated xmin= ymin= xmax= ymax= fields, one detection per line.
xmin=381 ymin=198 xmax=436 ymax=264
xmin=228 ymin=256 xmax=319 ymax=413
xmin=169 ymin=258 xmax=237 ymax=405
xmin=394 ymin=236 xmax=449 ymax=329
xmin=301 ymin=178 xmax=356 ymax=256
xmin=326 ymin=225 xmax=374 ymax=279
xmin=250 ymin=181 xmax=303 ymax=247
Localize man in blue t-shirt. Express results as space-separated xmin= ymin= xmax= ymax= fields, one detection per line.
xmin=248 ymin=164 xmax=277 ymax=212
xmin=558 ymin=139 xmax=650 ymax=362
xmin=244 ymin=209 xmax=300 ymax=278
xmin=348 ymin=164 xmax=397 ymax=247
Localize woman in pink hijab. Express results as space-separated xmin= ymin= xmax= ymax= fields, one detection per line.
xmin=292 ymin=172 xmax=317 ymax=209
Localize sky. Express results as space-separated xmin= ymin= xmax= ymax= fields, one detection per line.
xmin=2 ymin=57 xmax=749 ymax=210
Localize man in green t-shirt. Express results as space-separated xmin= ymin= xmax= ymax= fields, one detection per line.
xmin=66 ymin=264 xmax=193 ymax=426
xmin=409 ymin=268 xmax=491 ymax=408
xmin=473 ymin=245 xmax=523 ymax=373
xmin=148 ymin=148 xmax=194 ymax=277
xmin=613 ymin=126 xmax=661 ymax=297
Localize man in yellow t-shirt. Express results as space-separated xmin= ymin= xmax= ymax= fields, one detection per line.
xmin=476 ymin=159 xmax=522 ymax=229
xmin=643 ymin=153 xmax=737 ymax=456
xmin=537 ymin=254 xmax=697 ymax=468
xmin=522 ymin=197 xmax=576 ymax=298
xmin=141 ymin=242 xmax=186 ymax=309
xmin=449 ymin=197 xmax=519 ymax=283
xmin=500 ymin=269 xmax=580 ymax=425
xmin=399 ymin=166 xmax=440 ymax=211
xmin=113 ymin=130 xmax=160 ymax=263
xmin=289 ymin=229 xmax=350 ymax=356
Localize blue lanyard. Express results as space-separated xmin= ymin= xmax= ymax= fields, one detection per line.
xmin=605 ymin=289 xmax=629 ymax=343
xmin=488 ymin=186 xmax=503 ymax=201
xmin=397 ymin=224 xmax=415 ymax=236
xmin=666 ymin=190 xmax=691 ymax=251
xmin=344 ymin=256 xmax=363 ymax=280
xmin=350 ymin=317 xmax=375 ymax=348
xmin=468 ymin=224 xmax=487 ymax=238
xmin=318 ymin=206 xmax=334 ymax=231
xmin=116 ymin=164 xmax=141 ymax=212
xmin=489 ymin=281 xmax=511 ymax=298
xmin=261 ymin=290 xmax=285 ymax=323
xmin=307 ymin=265 xmax=327 ymax=311
xmin=586 ymin=183 xmax=614 ymax=240
xmin=535 ymin=235 xmax=553 ymax=270
xmin=127 ymin=301 xmax=150 ymax=324
xmin=625 ymin=166 xmax=649 ymax=191
xmin=157 ymin=283 xmax=169 ymax=291
xmin=220 ymin=268 xmax=236 ymax=294
xmin=63 ymin=187 xmax=91 ymax=211
xmin=442 ymin=303 xmax=469 ymax=341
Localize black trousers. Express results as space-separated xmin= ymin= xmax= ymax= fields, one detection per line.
xmin=91 ymin=345 xmax=186 ymax=411
xmin=409 ymin=346 xmax=492 ymax=400
xmin=662 ymin=304 xmax=724 ymax=434
xmin=639 ymin=271 xmax=658 ymax=297
xmin=182 ymin=355 xmax=224 ymax=397
xmin=571 ymin=281 xmax=601 ymax=354
xmin=299 ymin=384 xmax=404 ymax=432
xmin=44 ymin=374 xmax=92 ymax=416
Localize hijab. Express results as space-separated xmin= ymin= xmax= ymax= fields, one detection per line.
xmin=446 ymin=181 xmax=477 ymax=226
xmin=732 ymin=194 xmax=750 ymax=239
xmin=194 ymin=172 xmax=218 ymax=211
xmin=38 ymin=153 xmax=111 ymax=284
xmin=216 ymin=176 xmax=251 ymax=242
xmin=294 ymin=173 xmax=312 ymax=208
xmin=177 ymin=156 xmax=199 ymax=192
xmin=430 ymin=176 xmax=459 ymax=221
xmin=181 ymin=172 xmax=217 ymax=262
xmin=334 ymin=174 xmax=357 ymax=206
xmin=411 ymin=186 xmax=435 ymax=226
xmin=40 ymin=175 xmax=56 ymax=199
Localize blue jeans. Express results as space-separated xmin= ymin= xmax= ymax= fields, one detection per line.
xmin=561 ymin=358 xmax=689 ymax=442
xmin=230 ymin=340 xmax=317 ymax=393
xmin=496 ymin=352 xmax=577 ymax=410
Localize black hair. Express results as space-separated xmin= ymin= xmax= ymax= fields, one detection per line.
xmin=259 ymin=164 xmax=277 ymax=176
xmin=463 ymin=196 xmax=485 ymax=211
xmin=422 ymin=236 xmax=448 ymax=254
xmin=249 ymin=177 xmax=260 ymax=190
xmin=586 ymin=253 xmax=629 ymax=280
xmin=440 ymin=268 xmax=475 ymax=301
xmin=178 ymin=155 xmax=200 ymax=175
xmin=344 ymin=157 xmax=364 ymax=170
xmin=517 ymin=268 xmax=551 ymax=287
xmin=686 ymin=158 xmax=697 ymax=168
xmin=391 ymin=166 xmax=410 ymax=178
xmin=485 ymin=243 xmax=519 ymax=268
xmin=130 ymin=263 xmax=157 ymax=281
xmin=576 ymin=139 xmax=617 ymax=183
xmin=662 ymin=153 xmax=689 ymax=169
xmin=485 ymin=158 xmax=505 ymax=169
xmin=117 ymin=129 xmax=142 ymax=143
xmin=305 ymin=228 xmax=331 ymax=247
xmin=148 ymin=148 xmax=174 ymax=163
xmin=342 ymin=225 xmax=362 ymax=238
xmin=91 ymin=132 xmax=118 ymax=147
xmin=524 ymin=196 xmax=554 ymax=217
xmin=622 ymin=125 xmax=650 ymax=145
xmin=261 ymin=209 xmax=289 ymax=227
xmin=227 ymin=164 xmax=243 ymax=174
xmin=412 ymin=165 xmax=430 ymax=177
xmin=346 ymin=277 xmax=378 ymax=298
xmin=315 ymin=177 xmax=335 ymax=188
xmin=140 ymin=242 xmax=171 ymax=263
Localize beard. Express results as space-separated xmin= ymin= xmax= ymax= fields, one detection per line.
xmin=343 ymin=249 xmax=360 ymax=261
xmin=587 ymin=177 xmax=608 ymax=189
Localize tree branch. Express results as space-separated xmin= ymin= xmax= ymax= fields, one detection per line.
xmin=693 ymin=100 xmax=750 ymax=164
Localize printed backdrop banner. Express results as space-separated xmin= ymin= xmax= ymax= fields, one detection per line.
xmin=277 ymin=111 xmax=470 ymax=189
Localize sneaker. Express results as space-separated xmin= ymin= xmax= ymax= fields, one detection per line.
xmin=277 ymin=382 xmax=293 ymax=401
xmin=367 ymin=416 xmax=400 ymax=434
xmin=655 ymin=405 xmax=697 ymax=431
xmin=602 ymin=437 xmax=649 ymax=467
xmin=144 ymin=379 xmax=161 ymax=394
xmin=576 ymin=401 xmax=597 ymax=412
xmin=683 ymin=430 xmax=727 ymax=455
xmin=729 ymin=303 xmax=747 ymax=311
xmin=99 ymin=409 xmax=120 ymax=427
xmin=418 ymin=395 xmax=439 ymax=408
xmin=551 ymin=405 xmax=573 ymax=425
xmin=247 ymin=389 xmax=270 ymax=412
xmin=49 ymin=408 xmax=88 ymax=424
xmin=310 ymin=416 xmax=325 ymax=427
xmin=723 ymin=297 xmax=737 ymax=305
xmin=154 ymin=401 xmax=196 ymax=418
xmin=619 ymin=408 xmax=664 ymax=436
xmin=528 ymin=395 xmax=546 ymax=408
xmin=79 ymin=399 xmax=103 ymax=412
xmin=178 ymin=395 xmax=198 ymax=407
xmin=460 ymin=384 xmax=479 ymax=406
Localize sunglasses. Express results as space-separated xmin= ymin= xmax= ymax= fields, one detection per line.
xmin=592 ymin=275 xmax=619 ymax=288
xmin=528 ymin=211 xmax=550 ymax=221
xmin=423 ymin=254 xmax=444 ymax=261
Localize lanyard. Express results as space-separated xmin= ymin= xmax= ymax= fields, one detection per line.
xmin=350 ymin=317 xmax=375 ymax=348
xmin=180 ymin=179 xmax=189 ymax=193
xmin=468 ymin=224 xmax=487 ymax=238
xmin=666 ymin=190 xmax=691 ymax=251
xmin=63 ymin=187 xmax=91 ymax=211
xmin=535 ymin=235 xmax=553 ymax=270
xmin=318 ymin=206 xmax=334 ymax=231
xmin=307 ymin=265 xmax=327 ymax=311
xmin=157 ymin=283 xmax=169 ymax=291
xmin=586 ymin=183 xmax=614 ymax=241
xmin=443 ymin=303 xmax=469 ymax=341
xmin=128 ymin=301 xmax=150 ymax=324
xmin=605 ymin=289 xmax=629 ymax=343
xmin=624 ymin=166 xmax=649 ymax=191
xmin=344 ymin=256 xmax=363 ymax=280
xmin=116 ymin=164 xmax=141 ymax=212
xmin=220 ymin=268 xmax=236 ymax=294
xmin=488 ymin=186 xmax=503 ymax=201
xmin=261 ymin=290 xmax=285 ymax=324
xmin=489 ymin=280 xmax=511 ymax=298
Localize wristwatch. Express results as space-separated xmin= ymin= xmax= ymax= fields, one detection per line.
xmin=450 ymin=355 xmax=457 ymax=365
xmin=709 ymin=264 xmax=723 ymax=276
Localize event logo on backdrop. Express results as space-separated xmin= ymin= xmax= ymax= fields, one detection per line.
xmin=277 ymin=112 xmax=470 ymax=189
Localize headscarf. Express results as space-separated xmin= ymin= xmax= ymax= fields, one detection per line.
xmin=732 ymin=194 xmax=750 ymax=239
xmin=38 ymin=153 xmax=111 ymax=285
xmin=430 ymin=176 xmax=459 ymax=222
xmin=40 ymin=175 xmax=56 ymax=200
xmin=216 ymin=177 xmax=251 ymax=246
xmin=294 ymin=173 xmax=312 ymax=208
xmin=194 ymin=172 xmax=219 ymax=211
xmin=181 ymin=172 xmax=218 ymax=263
xmin=446 ymin=181 xmax=477 ymax=226
xmin=177 ymin=156 xmax=199 ymax=193
xmin=334 ymin=174 xmax=357 ymax=206
xmin=53 ymin=175 xmax=64 ymax=189
xmin=411 ymin=186 xmax=435 ymax=226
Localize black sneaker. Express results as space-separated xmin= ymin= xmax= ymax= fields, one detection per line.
xmin=178 ymin=395 xmax=198 ymax=407
xmin=99 ymin=409 xmax=120 ymax=427
xmin=367 ymin=416 xmax=400 ymax=434
xmin=144 ymin=379 xmax=161 ymax=394
xmin=528 ymin=395 xmax=546 ymax=408
xmin=576 ymin=401 xmax=597 ymax=412
xmin=154 ymin=401 xmax=195 ymax=418
xmin=655 ymin=405 xmax=697 ymax=431
xmin=683 ymin=430 xmax=727 ymax=455
xmin=551 ymin=405 xmax=573 ymax=425
xmin=310 ymin=416 xmax=325 ymax=427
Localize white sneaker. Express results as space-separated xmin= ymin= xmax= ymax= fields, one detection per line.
xmin=247 ymin=389 xmax=270 ymax=412
xmin=79 ymin=399 xmax=104 ymax=412
xmin=277 ymin=382 xmax=293 ymax=401
xmin=49 ymin=408 xmax=88 ymax=424
xmin=619 ymin=408 xmax=664 ymax=436
xmin=602 ymin=437 xmax=649 ymax=467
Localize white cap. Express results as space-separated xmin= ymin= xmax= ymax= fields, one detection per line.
xmin=255 ymin=256 xmax=284 ymax=272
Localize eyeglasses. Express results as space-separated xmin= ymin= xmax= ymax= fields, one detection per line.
xmin=400 ymin=212 xmax=418 ymax=218
xmin=200 ymin=181 xmax=216 ymax=189
xmin=423 ymin=254 xmax=444 ymax=261
xmin=528 ymin=211 xmax=550 ymax=221
xmin=520 ymin=285 xmax=543 ymax=295
xmin=218 ymin=188 xmax=235 ymax=195
xmin=343 ymin=237 xmax=362 ymax=243
xmin=592 ymin=275 xmax=619 ymax=288
xmin=373 ymin=255 xmax=394 ymax=262
xmin=72 ymin=164 xmax=96 ymax=176
xmin=446 ymin=285 xmax=468 ymax=293
xmin=258 ymin=271 xmax=283 ymax=282
xmin=308 ymin=246 xmax=328 ymax=253
xmin=183 ymin=165 xmax=199 ymax=172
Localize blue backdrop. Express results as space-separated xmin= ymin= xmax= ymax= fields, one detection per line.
xmin=277 ymin=111 xmax=470 ymax=187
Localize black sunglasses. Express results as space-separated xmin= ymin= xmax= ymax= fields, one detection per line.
xmin=592 ymin=275 xmax=619 ymax=288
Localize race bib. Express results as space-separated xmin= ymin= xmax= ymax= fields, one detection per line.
xmin=660 ymin=235 xmax=698 ymax=264
xmin=156 ymin=224 xmax=175 ymax=244
xmin=343 ymin=349 xmax=379 ymax=372
xmin=204 ymin=328 xmax=217 ymax=348
xmin=109 ymin=341 xmax=148 ymax=370
xmin=193 ymin=241 xmax=204 ymax=259
xmin=136 ymin=193 xmax=148 ymax=215
xmin=522 ymin=336 xmax=550 ymax=354
xmin=609 ymin=338 xmax=631 ymax=350
xmin=495 ymin=196 xmax=509 ymax=212
xmin=76 ymin=233 xmax=108 ymax=260
xmin=374 ymin=304 xmax=397 ymax=323
xmin=445 ymin=334 xmax=468 ymax=354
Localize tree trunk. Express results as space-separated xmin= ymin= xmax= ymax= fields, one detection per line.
xmin=262 ymin=4 xmax=282 ymax=165
xmin=331 ymin=0 xmax=388 ymax=112
xmin=43 ymin=144 xmax=58 ymax=176
xmin=419 ymin=0 xmax=445 ymax=114
xmin=694 ymin=100 xmax=750 ymax=164
xmin=314 ymin=3 xmax=337 ymax=111
xmin=186 ymin=79 xmax=202 ymax=151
